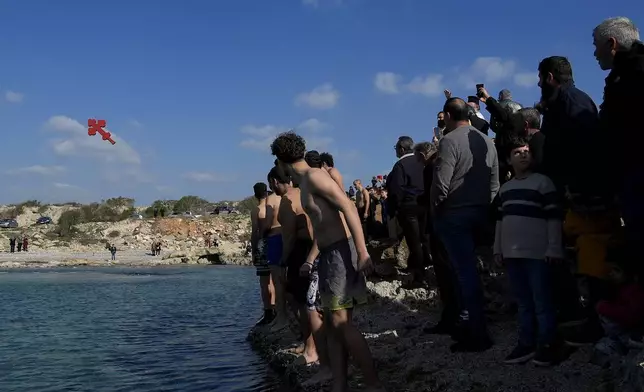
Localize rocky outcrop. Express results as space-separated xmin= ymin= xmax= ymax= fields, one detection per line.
xmin=0 ymin=205 xmax=252 ymax=268
xmin=248 ymin=250 xmax=605 ymax=392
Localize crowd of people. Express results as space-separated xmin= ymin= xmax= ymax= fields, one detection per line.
xmin=248 ymin=16 xmax=644 ymax=391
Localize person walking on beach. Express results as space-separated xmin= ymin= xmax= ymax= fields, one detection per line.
xmin=9 ymin=237 xmax=15 ymax=253
xmin=22 ymin=236 xmax=28 ymax=252
xmin=109 ymin=244 xmax=117 ymax=261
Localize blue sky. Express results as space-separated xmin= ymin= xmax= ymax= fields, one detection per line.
xmin=0 ymin=0 xmax=639 ymax=205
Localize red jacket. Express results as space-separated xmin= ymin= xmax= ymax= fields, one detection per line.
xmin=596 ymin=283 xmax=644 ymax=328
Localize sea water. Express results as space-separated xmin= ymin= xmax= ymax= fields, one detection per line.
xmin=0 ymin=266 xmax=281 ymax=391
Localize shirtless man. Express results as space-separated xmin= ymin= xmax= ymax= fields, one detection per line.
xmin=268 ymin=165 xmax=326 ymax=369
xmin=353 ymin=179 xmax=370 ymax=236
xmin=250 ymin=182 xmax=276 ymax=326
xmin=320 ymin=152 xmax=345 ymax=192
xmin=260 ymin=168 xmax=288 ymax=332
xmin=272 ymin=132 xmax=384 ymax=392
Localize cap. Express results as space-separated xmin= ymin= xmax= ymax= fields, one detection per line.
xmin=467 ymin=95 xmax=479 ymax=103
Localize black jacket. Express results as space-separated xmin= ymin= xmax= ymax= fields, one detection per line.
xmin=489 ymin=99 xmax=522 ymax=134
xmin=540 ymin=83 xmax=603 ymax=198
xmin=386 ymin=154 xmax=424 ymax=218
xmin=600 ymin=41 xmax=644 ymax=180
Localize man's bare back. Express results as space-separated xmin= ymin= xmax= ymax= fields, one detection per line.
xmin=299 ymin=168 xmax=351 ymax=249
xmin=279 ymin=188 xmax=312 ymax=240
xmin=265 ymin=193 xmax=282 ymax=237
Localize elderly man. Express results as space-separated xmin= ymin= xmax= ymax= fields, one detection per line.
xmin=430 ymin=98 xmax=499 ymax=352
xmin=593 ymin=17 xmax=644 ymax=277
xmin=387 ymin=136 xmax=431 ymax=287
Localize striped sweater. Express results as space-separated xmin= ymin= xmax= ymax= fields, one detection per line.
xmin=493 ymin=173 xmax=564 ymax=260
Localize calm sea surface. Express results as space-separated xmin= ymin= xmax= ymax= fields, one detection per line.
xmin=0 ymin=266 xmax=282 ymax=392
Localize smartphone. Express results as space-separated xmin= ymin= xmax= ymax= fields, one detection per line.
xmin=476 ymin=83 xmax=485 ymax=97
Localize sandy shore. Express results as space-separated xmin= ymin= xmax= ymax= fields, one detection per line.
xmin=0 ymin=249 xmax=239 ymax=268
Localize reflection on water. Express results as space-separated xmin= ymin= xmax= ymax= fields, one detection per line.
xmin=0 ymin=266 xmax=284 ymax=391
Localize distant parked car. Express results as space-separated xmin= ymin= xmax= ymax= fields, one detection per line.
xmin=0 ymin=219 xmax=18 ymax=228
xmin=129 ymin=213 xmax=143 ymax=220
xmin=212 ymin=206 xmax=239 ymax=215
xmin=36 ymin=216 xmax=52 ymax=225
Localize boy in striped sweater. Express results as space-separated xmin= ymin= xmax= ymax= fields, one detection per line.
xmin=493 ymin=136 xmax=563 ymax=366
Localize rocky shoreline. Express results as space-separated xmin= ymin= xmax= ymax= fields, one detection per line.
xmin=247 ymin=275 xmax=617 ymax=392
xmin=0 ymin=248 xmax=252 ymax=269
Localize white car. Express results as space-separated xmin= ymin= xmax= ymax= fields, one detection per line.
xmin=130 ymin=213 xmax=143 ymax=220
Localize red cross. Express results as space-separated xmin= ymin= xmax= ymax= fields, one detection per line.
xmin=87 ymin=119 xmax=115 ymax=144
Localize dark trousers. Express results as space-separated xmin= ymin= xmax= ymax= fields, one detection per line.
xmin=17 ymin=243 xmax=22 ymax=252
xmin=398 ymin=206 xmax=431 ymax=275
xmin=430 ymin=232 xmax=460 ymax=325
xmin=434 ymin=207 xmax=489 ymax=339
xmin=506 ymin=258 xmax=556 ymax=347
xmin=10 ymin=245 xmax=14 ymax=253
xmin=620 ymin=175 xmax=644 ymax=277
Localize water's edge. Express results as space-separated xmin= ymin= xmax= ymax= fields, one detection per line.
xmin=247 ymin=323 xmax=304 ymax=391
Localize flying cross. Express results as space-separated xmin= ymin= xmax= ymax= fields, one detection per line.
xmin=88 ymin=119 xmax=116 ymax=144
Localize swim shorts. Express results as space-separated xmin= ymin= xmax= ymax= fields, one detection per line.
xmin=285 ymin=238 xmax=313 ymax=305
xmin=318 ymin=237 xmax=368 ymax=311
xmin=255 ymin=238 xmax=270 ymax=276
xmin=306 ymin=261 xmax=321 ymax=311
xmin=266 ymin=234 xmax=283 ymax=266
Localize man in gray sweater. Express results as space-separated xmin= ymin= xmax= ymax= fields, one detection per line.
xmin=430 ymin=97 xmax=499 ymax=352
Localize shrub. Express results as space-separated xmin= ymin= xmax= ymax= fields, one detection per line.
xmin=57 ymin=210 xmax=82 ymax=237
xmin=107 ymin=230 xmax=120 ymax=238
xmin=143 ymin=206 xmax=155 ymax=218
xmin=37 ymin=205 xmax=48 ymax=214
xmin=21 ymin=200 xmax=41 ymax=208
xmin=236 ymin=196 xmax=258 ymax=214
xmin=104 ymin=197 xmax=135 ymax=209
xmin=173 ymin=196 xmax=210 ymax=214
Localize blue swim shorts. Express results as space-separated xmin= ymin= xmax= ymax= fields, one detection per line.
xmin=266 ymin=234 xmax=283 ymax=266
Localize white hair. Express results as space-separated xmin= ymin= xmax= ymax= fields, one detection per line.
xmin=594 ymin=17 xmax=640 ymax=49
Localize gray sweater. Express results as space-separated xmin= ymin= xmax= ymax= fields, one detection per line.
xmin=430 ymin=125 xmax=499 ymax=213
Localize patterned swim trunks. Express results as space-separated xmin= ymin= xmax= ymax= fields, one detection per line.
xmin=255 ymin=238 xmax=270 ymax=276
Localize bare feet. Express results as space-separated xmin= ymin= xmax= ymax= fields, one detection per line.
xmin=286 ymin=343 xmax=305 ymax=354
xmin=302 ymin=366 xmax=333 ymax=386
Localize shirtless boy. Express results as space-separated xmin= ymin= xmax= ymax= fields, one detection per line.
xmin=272 ymin=132 xmax=384 ymax=392
xmin=250 ymin=182 xmax=276 ymax=326
xmin=268 ymin=165 xmax=325 ymax=369
xmin=320 ymin=152 xmax=345 ymax=192
xmin=261 ymin=173 xmax=286 ymax=332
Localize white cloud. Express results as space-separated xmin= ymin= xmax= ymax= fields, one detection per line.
xmin=374 ymin=72 xmax=402 ymax=94
xmin=5 ymin=91 xmax=24 ymax=103
xmin=295 ymin=83 xmax=340 ymax=110
xmin=296 ymin=118 xmax=330 ymax=133
xmin=182 ymin=172 xmax=232 ymax=182
xmin=45 ymin=115 xmax=142 ymax=165
xmin=239 ymin=124 xmax=289 ymax=152
xmin=514 ymin=72 xmax=539 ymax=88
xmin=6 ymin=165 xmax=65 ymax=176
xmin=406 ymin=74 xmax=444 ymax=97
xmin=458 ymin=57 xmax=517 ymax=88
xmin=53 ymin=182 xmax=79 ymax=189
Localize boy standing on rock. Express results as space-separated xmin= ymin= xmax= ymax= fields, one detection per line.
xmin=110 ymin=244 xmax=117 ymax=261
xmin=251 ymin=182 xmax=276 ymax=326
xmin=272 ymin=131 xmax=384 ymax=392
xmin=16 ymin=235 xmax=23 ymax=252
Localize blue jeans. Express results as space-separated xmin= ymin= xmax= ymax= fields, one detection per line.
xmin=434 ymin=207 xmax=488 ymax=338
xmin=505 ymin=258 xmax=556 ymax=347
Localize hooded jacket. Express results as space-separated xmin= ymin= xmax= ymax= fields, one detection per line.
xmin=600 ymin=41 xmax=644 ymax=179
